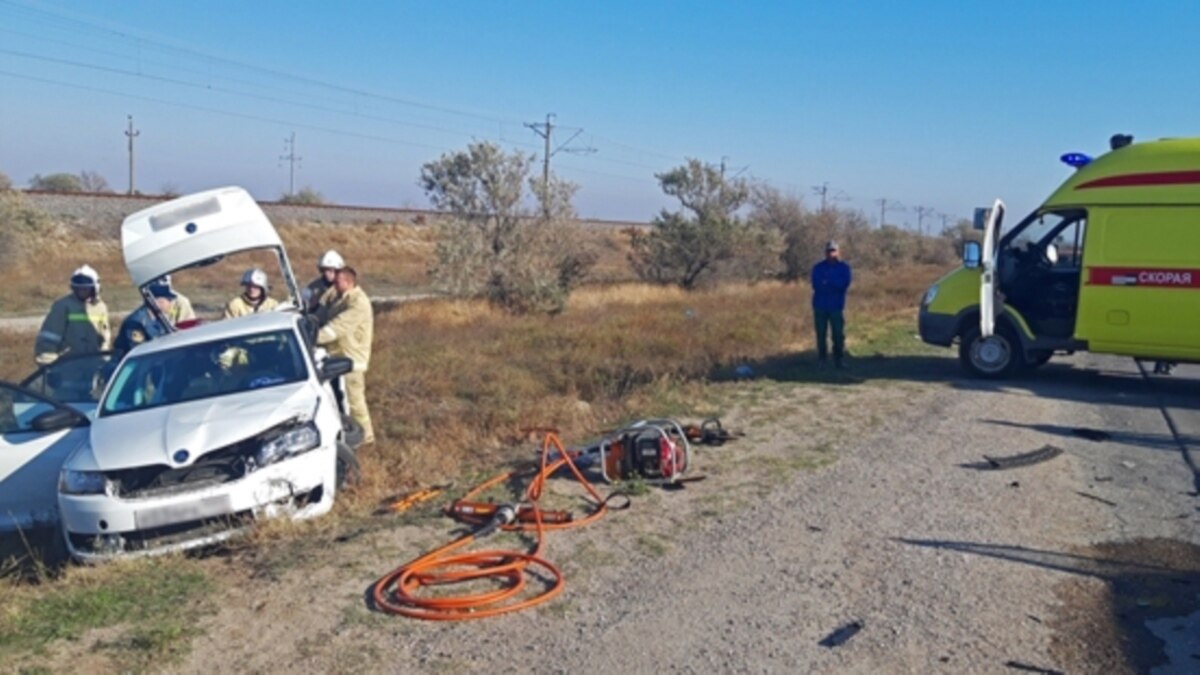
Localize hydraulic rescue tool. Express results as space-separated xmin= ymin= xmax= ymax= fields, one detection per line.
xmin=371 ymin=431 xmax=630 ymax=621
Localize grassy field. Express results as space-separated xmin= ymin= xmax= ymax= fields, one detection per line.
xmin=0 ymin=264 xmax=944 ymax=670
xmin=0 ymin=217 xmax=634 ymax=317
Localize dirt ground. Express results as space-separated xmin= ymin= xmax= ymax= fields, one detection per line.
xmin=7 ymin=351 xmax=1199 ymax=674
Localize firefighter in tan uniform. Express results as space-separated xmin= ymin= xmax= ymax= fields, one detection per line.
xmin=224 ymin=268 xmax=279 ymax=319
xmin=317 ymin=267 xmax=374 ymax=445
xmin=158 ymin=275 xmax=196 ymax=324
xmin=35 ymin=265 xmax=112 ymax=364
xmin=304 ymin=250 xmax=344 ymax=322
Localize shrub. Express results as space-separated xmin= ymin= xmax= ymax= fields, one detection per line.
xmin=421 ymin=141 xmax=596 ymax=314
xmin=28 ymin=173 xmax=83 ymax=193
xmin=630 ymin=159 xmax=771 ymax=289
xmin=278 ymin=187 xmax=325 ymax=205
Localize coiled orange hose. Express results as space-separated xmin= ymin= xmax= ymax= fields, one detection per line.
xmin=371 ymin=432 xmax=619 ymax=620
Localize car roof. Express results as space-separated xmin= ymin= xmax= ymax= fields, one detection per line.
xmin=129 ymin=311 xmax=301 ymax=356
xmin=1045 ymin=137 xmax=1200 ymax=208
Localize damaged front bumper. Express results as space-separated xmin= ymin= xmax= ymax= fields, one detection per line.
xmin=59 ymin=445 xmax=335 ymax=563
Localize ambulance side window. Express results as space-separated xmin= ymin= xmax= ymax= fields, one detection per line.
xmin=1051 ymin=216 xmax=1086 ymax=270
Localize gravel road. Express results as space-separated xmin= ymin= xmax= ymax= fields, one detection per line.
xmin=161 ymin=352 xmax=1200 ymax=674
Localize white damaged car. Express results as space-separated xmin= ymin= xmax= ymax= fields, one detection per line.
xmin=53 ymin=187 xmax=362 ymax=561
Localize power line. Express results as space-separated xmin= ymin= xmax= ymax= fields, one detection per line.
xmin=875 ymin=198 xmax=905 ymax=228
xmin=0 ymin=0 xmax=525 ymax=127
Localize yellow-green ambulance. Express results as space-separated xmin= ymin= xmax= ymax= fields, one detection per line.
xmin=919 ymin=135 xmax=1200 ymax=377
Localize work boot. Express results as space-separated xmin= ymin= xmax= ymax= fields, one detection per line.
xmin=835 ymin=360 xmax=849 ymax=370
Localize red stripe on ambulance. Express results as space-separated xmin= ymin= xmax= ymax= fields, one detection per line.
xmin=1077 ymin=170 xmax=1200 ymax=189
xmin=1088 ymin=267 xmax=1200 ymax=288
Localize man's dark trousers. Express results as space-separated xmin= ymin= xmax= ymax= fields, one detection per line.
xmin=814 ymin=309 xmax=845 ymax=364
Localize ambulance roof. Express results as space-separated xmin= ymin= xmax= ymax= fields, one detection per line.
xmin=1044 ymin=137 xmax=1200 ymax=209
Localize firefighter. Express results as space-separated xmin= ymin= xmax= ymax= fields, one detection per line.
xmin=304 ymin=249 xmax=344 ymax=321
xmin=224 ymin=268 xmax=279 ymax=319
xmin=35 ymin=265 xmax=111 ymax=364
xmin=113 ymin=280 xmax=177 ymax=355
xmin=158 ymin=274 xmax=196 ymax=324
xmin=317 ymin=266 xmax=374 ymax=444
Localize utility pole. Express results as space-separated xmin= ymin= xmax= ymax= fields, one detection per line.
xmin=875 ymin=198 xmax=905 ymax=228
xmin=524 ymin=113 xmax=595 ymax=215
xmin=124 ymin=115 xmax=140 ymax=195
xmin=913 ymin=205 xmax=935 ymax=235
xmin=813 ymin=182 xmax=829 ymax=211
xmin=280 ymin=132 xmax=301 ymax=196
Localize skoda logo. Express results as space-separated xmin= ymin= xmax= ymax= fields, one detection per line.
xmin=173 ymin=449 xmax=190 ymax=464
xmin=185 ymin=222 xmax=198 ymax=234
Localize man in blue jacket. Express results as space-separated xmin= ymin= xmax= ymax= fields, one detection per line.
xmin=811 ymin=240 xmax=852 ymax=369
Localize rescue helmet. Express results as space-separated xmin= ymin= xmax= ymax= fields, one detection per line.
xmin=69 ymin=264 xmax=100 ymax=289
xmin=241 ymin=267 xmax=269 ymax=290
xmin=318 ymin=249 xmax=345 ymax=271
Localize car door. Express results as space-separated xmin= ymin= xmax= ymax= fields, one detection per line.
xmin=0 ymin=382 xmax=90 ymax=532
xmin=20 ymin=352 xmax=115 ymax=416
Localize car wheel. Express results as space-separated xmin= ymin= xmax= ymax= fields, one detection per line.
xmin=341 ymin=414 xmax=364 ymax=449
xmin=336 ymin=441 xmax=361 ymax=490
xmin=959 ymin=323 xmax=1022 ymax=379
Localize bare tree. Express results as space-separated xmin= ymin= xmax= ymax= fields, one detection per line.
xmin=78 ymin=170 xmax=111 ymax=193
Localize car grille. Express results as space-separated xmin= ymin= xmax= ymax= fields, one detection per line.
xmin=106 ymin=437 xmax=259 ymax=499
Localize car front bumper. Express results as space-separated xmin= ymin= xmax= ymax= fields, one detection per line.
xmin=59 ymin=445 xmax=335 ymax=562
xmin=918 ymin=308 xmax=958 ymax=347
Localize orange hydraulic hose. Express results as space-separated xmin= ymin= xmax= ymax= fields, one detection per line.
xmin=371 ymin=432 xmax=622 ymax=620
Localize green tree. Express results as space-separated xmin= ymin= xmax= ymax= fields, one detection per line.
xmin=629 ymin=159 xmax=754 ymax=289
xmin=420 ymin=141 xmax=596 ymax=314
xmin=29 ymin=173 xmax=84 ymax=193
xmin=279 ymin=186 xmax=325 ymax=205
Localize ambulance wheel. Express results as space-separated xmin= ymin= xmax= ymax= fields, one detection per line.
xmin=336 ymin=442 xmax=361 ymax=490
xmin=959 ymin=324 xmax=1021 ymax=379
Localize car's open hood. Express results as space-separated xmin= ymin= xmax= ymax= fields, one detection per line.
xmin=121 ymin=186 xmax=301 ymax=305
xmin=85 ymin=382 xmax=316 ymax=471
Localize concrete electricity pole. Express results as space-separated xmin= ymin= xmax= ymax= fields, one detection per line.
xmin=524 ymin=113 xmax=595 ymax=215
xmin=280 ymin=132 xmax=301 ymax=196
xmin=525 ymin=113 xmax=595 ymax=186
xmin=913 ymin=205 xmax=936 ymax=235
xmin=124 ymin=115 xmax=140 ymax=195
xmin=875 ymin=198 xmax=905 ymax=228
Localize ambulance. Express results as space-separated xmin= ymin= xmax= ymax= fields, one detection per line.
xmin=919 ymin=135 xmax=1200 ymax=377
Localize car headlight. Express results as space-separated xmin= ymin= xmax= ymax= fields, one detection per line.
xmin=922 ymin=284 xmax=939 ymax=306
xmin=59 ymin=469 xmax=111 ymax=496
xmin=256 ymin=423 xmax=321 ymax=468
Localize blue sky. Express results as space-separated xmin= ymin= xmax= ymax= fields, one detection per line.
xmin=1 ymin=1 xmax=1198 ymax=224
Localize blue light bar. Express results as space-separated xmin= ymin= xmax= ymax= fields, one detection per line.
xmin=1060 ymin=152 xmax=1093 ymax=168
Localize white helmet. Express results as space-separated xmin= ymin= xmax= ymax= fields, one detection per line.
xmin=70 ymin=264 xmax=100 ymax=289
xmin=319 ymin=250 xmax=345 ymax=270
xmin=241 ymin=267 xmax=269 ymax=290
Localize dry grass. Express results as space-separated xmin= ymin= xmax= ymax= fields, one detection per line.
xmin=1 ymin=218 xmax=635 ymax=317
xmin=343 ymin=266 xmax=941 ymax=511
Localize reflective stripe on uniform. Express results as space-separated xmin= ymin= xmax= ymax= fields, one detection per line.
xmin=37 ymin=330 xmax=63 ymax=342
xmin=67 ymin=312 xmax=92 ymax=322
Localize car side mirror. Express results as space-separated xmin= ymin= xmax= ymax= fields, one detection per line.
xmin=962 ymin=241 xmax=981 ymax=269
xmin=319 ymin=356 xmax=354 ymax=382
xmin=30 ymin=408 xmax=87 ymax=432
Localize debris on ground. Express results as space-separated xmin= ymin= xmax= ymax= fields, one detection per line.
xmin=979 ymin=445 xmax=1064 ymax=470
xmin=1003 ymin=660 xmax=1064 ymax=675
xmin=1075 ymin=491 xmax=1118 ymax=507
xmin=818 ymin=620 xmax=863 ymax=648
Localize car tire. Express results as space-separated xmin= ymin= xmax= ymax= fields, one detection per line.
xmin=959 ymin=323 xmax=1022 ymax=379
xmin=341 ymin=414 xmax=364 ymax=449
xmin=336 ymin=441 xmax=361 ymax=490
